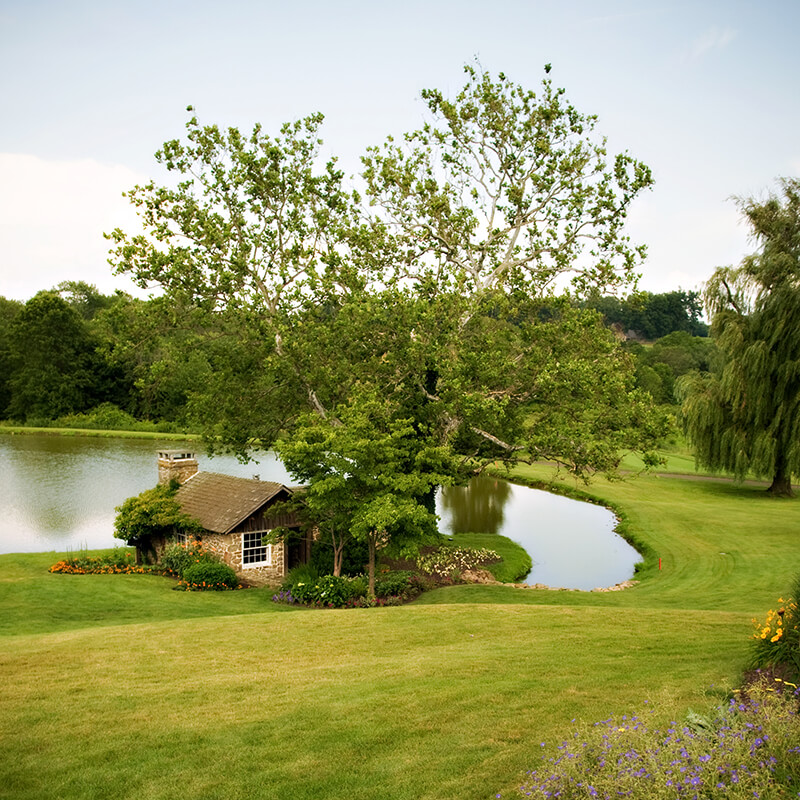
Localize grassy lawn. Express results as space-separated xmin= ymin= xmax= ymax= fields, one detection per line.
xmin=1 ymin=469 xmax=798 ymax=799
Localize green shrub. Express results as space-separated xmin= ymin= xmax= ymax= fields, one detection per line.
xmin=308 ymin=537 xmax=369 ymax=576
xmin=375 ymin=570 xmax=413 ymax=598
xmin=162 ymin=539 xmax=217 ymax=578
xmin=54 ymin=403 xmax=141 ymax=431
xmin=180 ymin=561 xmax=239 ymax=591
xmin=280 ymin=568 xmax=367 ymax=608
xmin=281 ymin=563 xmax=320 ymax=593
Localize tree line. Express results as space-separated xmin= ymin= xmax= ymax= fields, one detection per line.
xmin=0 ymin=281 xmax=711 ymax=428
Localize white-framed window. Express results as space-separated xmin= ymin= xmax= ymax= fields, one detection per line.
xmin=174 ymin=530 xmax=188 ymax=546
xmin=242 ymin=531 xmax=272 ymax=567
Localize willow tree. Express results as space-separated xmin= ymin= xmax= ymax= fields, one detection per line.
xmin=679 ymin=178 xmax=800 ymax=496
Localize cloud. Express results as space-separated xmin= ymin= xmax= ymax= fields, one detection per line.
xmin=0 ymin=154 xmax=148 ymax=301
xmin=684 ymin=26 xmax=737 ymax=61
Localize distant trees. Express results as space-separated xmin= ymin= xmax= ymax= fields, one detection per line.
xmin=0 ymin=285 xmax=208 ymax=427
xmin=586 ymin=290 xmax=708 ymax=339
xmin=679 ymin=179 xmax=800 ymax=496
xmin=628 ymin=331 xmax=718 ymax=405
xmin=5 ymin=292 xmax=102 ymax=420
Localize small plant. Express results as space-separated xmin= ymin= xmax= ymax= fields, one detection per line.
xmin=179 ymin=561 xmax=239 ymax=591
xmin=271 ymin=589 xmax=300 ymax=605
xmin=374 ymin=570 xmax=413 ymax=598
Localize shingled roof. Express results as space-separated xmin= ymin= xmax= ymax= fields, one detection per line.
xmin=175 ymin=472 xmax=292 ymax=534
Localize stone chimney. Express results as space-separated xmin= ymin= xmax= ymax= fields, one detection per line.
xmin=157 ymin=450 xmax=199 ymax=485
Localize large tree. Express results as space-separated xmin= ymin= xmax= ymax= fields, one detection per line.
xmin=679 ymin=178 xmax=800 ymax=497
xmin=108 ymin=64 xmax=663 ymax=482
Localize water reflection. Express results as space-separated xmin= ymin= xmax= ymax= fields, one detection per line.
xmin=439 ymin=476 xmax=511 ymax=534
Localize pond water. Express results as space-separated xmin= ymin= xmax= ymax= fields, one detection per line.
xmin=0 ymin=434 xmax=639 ymax=589
xmin=438 ymin=475 xmax=640 ymax=590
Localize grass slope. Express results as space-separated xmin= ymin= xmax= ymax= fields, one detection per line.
xmin=1 ymin=470 xmax=798 ymax=800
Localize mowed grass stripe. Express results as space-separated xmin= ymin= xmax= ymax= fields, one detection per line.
xmin=1 ymin=605 xmax=745 ymax=800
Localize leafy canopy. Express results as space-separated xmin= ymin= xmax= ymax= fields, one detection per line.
xmin=107 ymin=63 xmax=664 ymax=484
xmin=114 ymin=482 xmax=202 ymax=547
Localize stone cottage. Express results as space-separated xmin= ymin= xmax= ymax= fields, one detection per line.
xmin=157 ymin=450 xmax=311 ymax=586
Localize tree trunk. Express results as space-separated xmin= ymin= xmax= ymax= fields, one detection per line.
xmin=767 ymin=471 xmax=794 ymax=497
xmin=332 ymin=535 xmax=344 ymax=577
xmin=767 ymin=453 xmax=794 ymax=497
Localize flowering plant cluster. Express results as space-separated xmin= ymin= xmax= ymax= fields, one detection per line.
xmin=49 ymin=550 xmax=159 ymax=575
xmin=752 ymin=594 xmax=800 ymax=679
xmin=499 ymin=678 xmax=800 ymax=800
xmin=415 ymin=545 xmax=500 ymax=578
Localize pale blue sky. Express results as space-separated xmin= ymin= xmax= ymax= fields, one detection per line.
xmin=1 ymin=0 xmax=798 ymax=300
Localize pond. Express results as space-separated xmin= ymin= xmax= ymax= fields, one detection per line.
xmin=0 ymin=434 xmax=640 ymax=589
xmin=438 ymin=475 xmax=640 ymax=590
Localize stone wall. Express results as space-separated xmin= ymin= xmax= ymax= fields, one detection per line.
xmin=202 ymin=532 xmax=286 ymax=587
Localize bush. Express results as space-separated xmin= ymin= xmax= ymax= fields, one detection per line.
xmin=278 ymin=567 xmax=368 ymax=608
xmin=180 ymin=561 xmax=239 ymax=591
xmin=280 ymin=563 xmax=319 ymax=592
xmin=162 ymin=539 xmax=217 ymax=578
xmin=293 ymin=575 xmax=357 ymax=606
xmin=308 ymin=537 xmax=369 ymax=577
xmin=375 ymin=570 xmax=413 ymax=598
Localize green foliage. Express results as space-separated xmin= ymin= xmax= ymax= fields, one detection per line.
xmin=54 ymin=402 xmax=141 ymax=431
xmin=679 ymin=178 xmax=800 ymax=495
xmin=631 ymin=332 xmax=718 ymax=405
xmin=106 ymin=65 xmax=663 ymax=485
xmin=309 ymin=536 xmax=368 ymax=577
xmin=587 ymin=290 xmax=708 ymax=339
xmin=161 ymin=539 xmax=218 ymax=578
xmin=276 ymin=387 xmax=455 ymax=595
xmin=114 ymin=483 xmax=202 ymax=561
xmin=282 ymin=572 xmax=365 ymax=607
xmin=6 ymin=292 xmax=100 ymax=421
xmin=0 ymin=296 xmax=23 ymax=418
xmin=280 ymin=562 xmax=320 ymax=591
xmin=374 ymin=570 xmax=413 ymax=598
xmin=180 ymin=561 xmax=239 ymax=591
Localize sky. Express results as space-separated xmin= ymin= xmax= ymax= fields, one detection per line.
xmin=1 ymin=0 xmax=798 ymax=302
